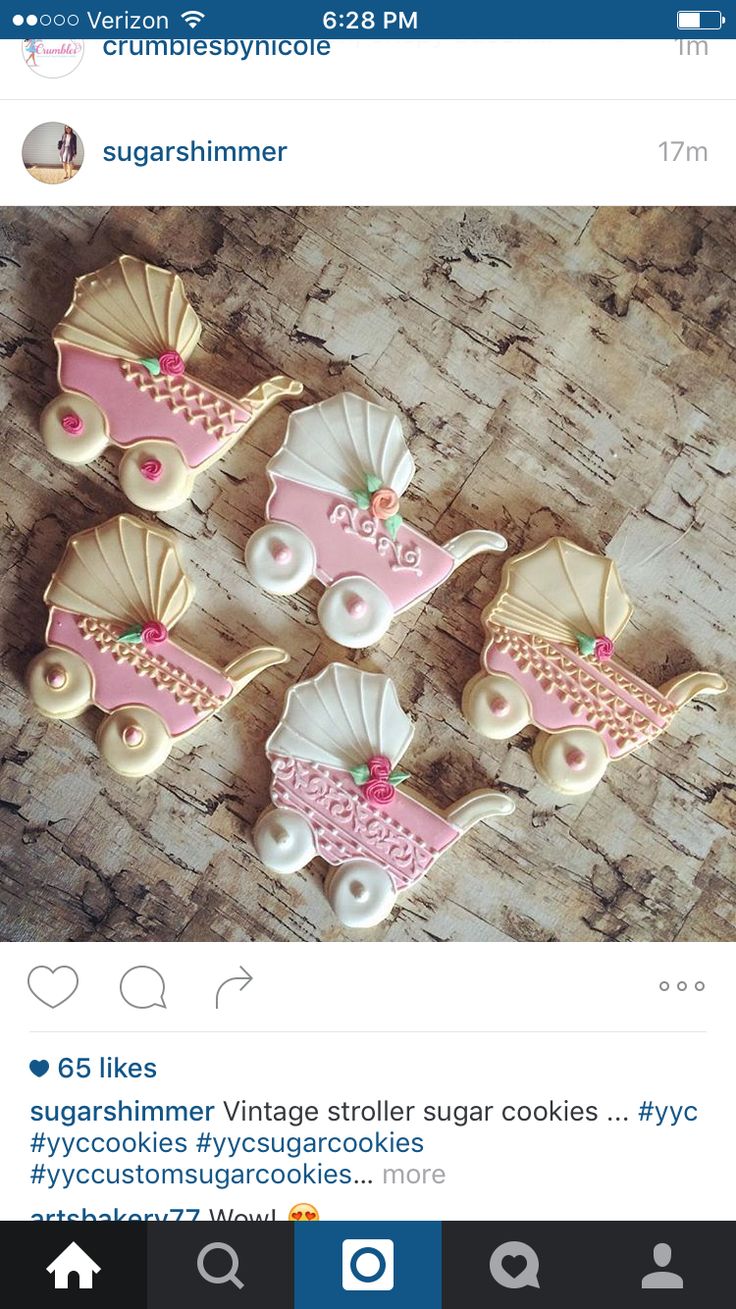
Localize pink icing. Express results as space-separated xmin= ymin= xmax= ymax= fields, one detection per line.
xmin=484 ymin=636 xmax=674 ymax=758
xmin=594 ymin=636 xmax=615 ymax=660
xmin=364 ymin=777 xmax=396 ymax=805
xmin=367 ymin=756 xmax=391 ymax=779
xmin=266 ymin=476 xmax=454 ymax=613
xmin=269 ymin=756 xmax=459 ymax=890
xmin=141 ymin=620 xmax=168 ymax=644
xmin=371 ymin=487 xmax=400 ymax=520
xmin=140 ymin=457 xmax=163 ymax=481
xmin=47 ymin=607 xmax=232 ymax=737
xmin=57 ymin=344 xmax=251 ymax=469
xmin=62 ymin=413 xmax=84 ymax=435
xmin=159 ymin=350 xmax=185 ymax=376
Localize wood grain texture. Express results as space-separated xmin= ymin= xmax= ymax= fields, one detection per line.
xmin=0 ymin=205 xmax=733 ymax=943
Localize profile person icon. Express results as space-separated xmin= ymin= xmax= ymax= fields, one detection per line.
xmin=642 ymin=1243 xmax=684 ymax=1290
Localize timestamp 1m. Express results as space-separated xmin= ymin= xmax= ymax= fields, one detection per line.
xmin=323 ymin=10 xmax=418 ymax=29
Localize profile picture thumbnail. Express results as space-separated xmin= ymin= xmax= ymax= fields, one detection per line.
xmin=23 ymin=37 xmax=84 ymax=78
xmin=22 ymin=121 xmax=84 ymax=185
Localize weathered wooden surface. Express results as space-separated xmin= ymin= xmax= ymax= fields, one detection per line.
xmin=0 ymin=206 xmax=734 ymax=943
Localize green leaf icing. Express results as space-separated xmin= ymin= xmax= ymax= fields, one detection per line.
xmin=140 ymin=357 xmax=161 ymax=376
xmin=350 ymin=764 xmax=371 ymax=785
xmin=388 ymin=769 xmax=410 ymax=784
xmin=118 ymin=625 xmax=144 ymax=644
xmin=576 ymin=633 xmax=596 ymax=657
xmin=353 ymin=489 xmax=371 ymax=510
xmin=384 ymin=513 xmax=403 ymax=540
xmin=366 ymin=474 xmax=383 ymax=494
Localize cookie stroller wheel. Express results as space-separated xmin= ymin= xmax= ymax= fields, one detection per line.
xmin=118 ymin=442 xmax=194 ymax=511
xmin=318 ymin=577 xmax=393 ymax=649
xmin=325 ymin=859 xmax=397 ymax=928
xmin=40 ymin=393 xmax=109 ymax=466
xmin=27 ymin=648 xmax=93 ymax=719
xmin=96 ymin=706 xmax=173 ymax=778
xmin=245 ymin=524 xmax=316 ymax=596
xmin=253 ymin=807 xmax=316 ymax=874
xmin=532 ymin=728 xmax=609 ymax=795
xmin=462 ymin=672 xmax=531 ymax=740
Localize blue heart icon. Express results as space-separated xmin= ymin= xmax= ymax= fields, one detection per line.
xmin=30 ymin=1060 xmax=49 ymax=1078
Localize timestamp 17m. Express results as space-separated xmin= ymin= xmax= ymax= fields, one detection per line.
xmin=323 ymin=10 xmax=418 ymax=29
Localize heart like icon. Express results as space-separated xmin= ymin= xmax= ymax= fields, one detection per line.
xmin=27 ymin=966 xmax=79 ymax=1009
xmin=30 ymin=1060 xmax=50 ymax=1078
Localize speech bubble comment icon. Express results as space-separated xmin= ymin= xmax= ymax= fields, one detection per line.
xmin=120 ymin=966 xmax=166 ymax=1010
xmin=489 ymin=1241 xmax=540 ymax=1289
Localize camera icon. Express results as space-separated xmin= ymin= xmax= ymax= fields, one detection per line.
xmin=342 ymin=1239 xmax=395 ymax=1292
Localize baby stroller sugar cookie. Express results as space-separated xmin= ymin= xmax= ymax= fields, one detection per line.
xmin=462 ymin=536 xmax=727 ymax=795
xmin=27 ymin=514 xmax=288 ymax=777
xmin=40 ymin=255 xmax=303 ymax=510
xmin=245 ymin=392 xmax=507 ymax=648
xmin=254 ymin=662 xmax=515 ymax=927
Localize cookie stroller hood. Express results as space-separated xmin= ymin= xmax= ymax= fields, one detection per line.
xmin=266 ymin=661 xmax=414 ymax=773
xmin=52 ymin=254 xmax=202 ymax=365
xmin=44 ymin=512 xmax=193 ymax=632
xmin=483 ymin=536 xmax=633 ymax=650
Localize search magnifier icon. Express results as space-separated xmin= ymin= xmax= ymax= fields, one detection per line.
xmin=197 ymin=1242 xmax=245 ymax=1290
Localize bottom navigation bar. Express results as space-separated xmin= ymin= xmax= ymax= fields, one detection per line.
xmin=2 ymin=1220 xmax=731 ymax=1307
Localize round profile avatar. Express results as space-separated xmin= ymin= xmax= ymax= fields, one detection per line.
xmin=22 ymin=121 xmax=84 ymax=185
xmin=23 ymin=38 xmax=84 ymax=78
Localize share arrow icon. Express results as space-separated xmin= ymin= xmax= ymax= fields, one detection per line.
xmin=215 ymin=966 xmax=254 ymax=1009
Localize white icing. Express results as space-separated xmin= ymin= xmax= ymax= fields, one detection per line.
xmin=266 ymin=662 xmax=413 ymax=772
xmin=40 ymin=392 xmax=109 ymax=466
xmin=325 ymin=859 xmax=397 ymax=928
xmin=268 ymin=392 xmax=414 ymax=498
xmin=119 ymin=441 xmax=194 ymax=512
xmin=253 ymin=807 xmax=316 ymax=875
xmin=462 ymin=672 xmax=532 ymax=740
xmin=96 ymin=705 xmax=173 ymax=778
xmin=317 ymin=576 xmax=393 ymax=649
xmin=245 ymin=523 xmax=316 ymax=595
xmin=532 ymin=728 xmax=609 ymax=795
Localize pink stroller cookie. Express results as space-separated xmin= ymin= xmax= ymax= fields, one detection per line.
xmin=245 ymin=393 xmax=507 ymax=647
xmin=40 ymin=255 xmax=303 ymax=510
xmin=27 ymin=514 xmax=288 ymax=777
xmin=254 ymin=662 xmax=515 ymax=927
xmin=462 ymin=537 xmax=727 ymax=795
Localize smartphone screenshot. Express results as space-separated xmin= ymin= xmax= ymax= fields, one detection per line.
xmin=0 ymin=3 xmax=733 ymax=1305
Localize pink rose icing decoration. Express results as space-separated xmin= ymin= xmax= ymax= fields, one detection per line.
xmin=594 ymin=636 xmax=615 ymax=661
xmin=141 ymin=621 xmax=168 ymax=645
xmin=367 ymin=755 xmax=391 ymax=780
xmin=370 ymin=487 xmax=400 ymax=520
xmin=62 ymin=413 xmax=85 ymax=435
xmin=159 ymin=350 xmax=185 ymax=376
xmin=140 ymin=457 xmax=163 ymax=481
xmin=363 ymin=777 xmax=396 ymax=806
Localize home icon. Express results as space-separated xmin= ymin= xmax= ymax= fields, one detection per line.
xmin=46 ymin=1241 xmax=101 ymax=1290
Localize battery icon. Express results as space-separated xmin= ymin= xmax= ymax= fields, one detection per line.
xmin=677 ymin=10 xmax=726 ymax=27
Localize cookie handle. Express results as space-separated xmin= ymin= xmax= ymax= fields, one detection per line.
xmin=659 ymin=670 xmax=727 ymax=707
xmin=444 ymin=788 xmax=515 ymax=832
xmin=225 ymin=646 xmax=289 ymax=694
xmin=444 ymin=529 xmax=507 ymax=563
xmin=241 ymin=375 xmax=304 ymax=415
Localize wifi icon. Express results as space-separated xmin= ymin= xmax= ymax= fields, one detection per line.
xmin=181 ymin=9 xmax=205 ymax=27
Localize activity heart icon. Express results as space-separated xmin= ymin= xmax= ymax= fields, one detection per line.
xmin=27 ymin=966 xmax=79 ymax=1009
xmin=30 ymin=1060 xmax=50 ymax=1078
